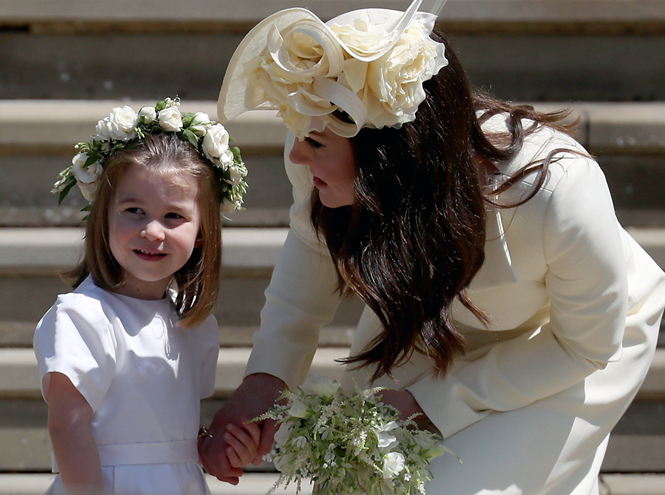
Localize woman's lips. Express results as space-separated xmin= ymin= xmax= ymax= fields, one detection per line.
xmin=313 ymin=177 xmax=327 ymax=188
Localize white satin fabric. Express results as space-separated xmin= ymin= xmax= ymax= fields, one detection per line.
xmin=34 ymin=277 xmax=219 ymax=495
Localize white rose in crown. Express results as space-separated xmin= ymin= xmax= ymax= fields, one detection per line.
xmin=78 ymin=181 xmax=99 ymax=202
xmin=138 ymin=106 xmax=157 ymax=124
xmin=227 ymin=165 xmax=247 ymax=186
xmin=365 ymin=21 xmax=448 ymax=128
xmin=158 ymin=106 xmax=183 ymax=132
xmin=190 ymin=112 xmax=211 ymax=136
xmin=202 ymin=123 xmax=231 ymax=165
xmin=71 ymin=153 xmax=102 ymax=184
xmin=95 ymin=106 xmax=139 ymax=141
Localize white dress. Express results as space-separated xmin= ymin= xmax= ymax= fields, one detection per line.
xmin=245 ymin=122 xmax=665 ymax=494
xmin=33 ymin=277 xmax=220 ymax=495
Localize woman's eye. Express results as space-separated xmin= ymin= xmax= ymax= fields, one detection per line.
xmin=305 ymin=137 xmax=324 ymax=149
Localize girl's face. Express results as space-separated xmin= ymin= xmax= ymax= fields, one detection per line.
xmin=289 ymin=127 xmax=356 ymax=208
xmin=108 ymin=164 xmax=201 ymax=300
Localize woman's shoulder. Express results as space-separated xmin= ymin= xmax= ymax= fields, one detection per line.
xmin=487 ymin=116 xmax=600 ymax=207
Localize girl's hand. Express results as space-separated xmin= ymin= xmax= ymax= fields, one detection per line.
xmin=198 ymin=373 xmax=285 ymax=484
xmin=224 ymin=421 xmax=261 ymax=468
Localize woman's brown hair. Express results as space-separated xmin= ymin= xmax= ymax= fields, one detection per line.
xmin=310 ymin=31 xmax=576 ymax=381
xmin=63 ymin=132 xmax=223 ymax=329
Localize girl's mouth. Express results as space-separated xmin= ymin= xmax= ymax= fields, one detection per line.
xmin=134 ymin=249 xmax=167 ymax=261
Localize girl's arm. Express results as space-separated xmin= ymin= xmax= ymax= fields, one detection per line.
xmin=48 ymin=372 xmax=105 ymax=495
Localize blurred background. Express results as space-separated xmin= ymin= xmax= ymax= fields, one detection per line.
xmin=0 ymin=1 xmax=663 ymax=493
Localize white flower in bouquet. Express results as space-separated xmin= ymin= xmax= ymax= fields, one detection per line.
xmin=254 ymin=375 xmax=456 ymax=495
xmin=382 ymin=452 xmax=406 ymax=479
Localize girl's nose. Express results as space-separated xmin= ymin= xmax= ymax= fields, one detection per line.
xmin=141 ymin=220 xmax=166 ymax=242
xmin=289 ymin=138 xmax=311 ymax=166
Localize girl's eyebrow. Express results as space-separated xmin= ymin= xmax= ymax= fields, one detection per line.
xmin=114 ymin=195 xmax=145 ymax=205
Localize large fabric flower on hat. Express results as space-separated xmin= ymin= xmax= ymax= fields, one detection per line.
xmin=219 ymin=0 xmax=449 ymax=139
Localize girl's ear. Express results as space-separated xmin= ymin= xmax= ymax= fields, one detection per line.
xmin=194 ymin=232 xmax=203 ymax=248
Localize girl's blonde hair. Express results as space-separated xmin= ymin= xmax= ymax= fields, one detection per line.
xmin=63 ymin=132 xmax=222 ymax=329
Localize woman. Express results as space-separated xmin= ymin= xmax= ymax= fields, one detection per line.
xmin=199 ymin=1 xmax=665 ymax=493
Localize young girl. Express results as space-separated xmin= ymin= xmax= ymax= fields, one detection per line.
xmin=34 ymin=98 xmax=255 ymax=495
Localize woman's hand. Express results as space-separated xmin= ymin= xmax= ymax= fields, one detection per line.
xmin=198 ymin=373 xmax=286 ymax=484
xmin=377 ymin=388 xmax=439 ymax=433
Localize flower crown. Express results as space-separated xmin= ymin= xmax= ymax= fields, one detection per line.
xmin=53 ymin=97 xmax=248 ymax=212
xmin=218 ymin=0 xmax=449 ymax=139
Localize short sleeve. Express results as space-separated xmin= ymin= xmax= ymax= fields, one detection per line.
xmin=198 ymin=315 xmax=220 ymax=399
xmin=33 ymin=294 xmax=117 ymax=412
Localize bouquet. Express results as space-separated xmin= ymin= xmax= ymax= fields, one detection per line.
xmin=253 ymin=375 xmax=454 ymax=495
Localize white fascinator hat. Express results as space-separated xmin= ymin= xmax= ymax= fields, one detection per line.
xmin=218 ymin=0 xmax=449 ymax=138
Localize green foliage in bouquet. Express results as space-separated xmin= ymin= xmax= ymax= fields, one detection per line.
xmin=253 ymin=375 xmax=455 ymax=495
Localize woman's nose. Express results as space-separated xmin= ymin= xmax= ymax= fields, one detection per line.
xmin=289 ymin=138 xmax=311 ymax=166
xmin=141 ymin=220 xmax=165 ymax=241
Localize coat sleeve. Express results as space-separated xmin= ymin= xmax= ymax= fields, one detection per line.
xmin=407 ymin=152 xmax=629 ymax=439
xmin=244 ymin=133 xmax=343 ymax=389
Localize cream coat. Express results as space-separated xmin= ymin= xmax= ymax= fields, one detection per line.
xmin=245 ymin=119 xmax=665 ymax=494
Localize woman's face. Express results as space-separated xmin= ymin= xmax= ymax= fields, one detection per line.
xmin=289 ymin=127 xmax=356 ymax=208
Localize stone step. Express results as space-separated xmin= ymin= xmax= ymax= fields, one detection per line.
xmin=2 ymin=346 xmax=664 ymax=401
xmin=3 ymin=0 xmax=664 ymax=32
xmin=0 ymin=347 xmax=349 ymax=400
xmin=4 ymin=101 xmax=665 ymax=154
xmin=0 ymin=227 xmax=663 ymax=348
xmin=1 ymin=473 xmax=664 ymax=495
xmin=0 ymin=227 xmax=364 ymax=347
xmin=2 ymin=6 xmax=665 ymax=102
xmin=1 ymin=101 xmax=665 ymax=227
xmin=0 ymin=348 xmax=663 ymax=472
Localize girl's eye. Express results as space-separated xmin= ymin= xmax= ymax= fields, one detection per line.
xmin=165 ymin=212 xmax=184 ymax=220
xmin=126 ymin=207 xmax=144 ymax=215
xmin=304 ymin=136 xmax=324 ymax=149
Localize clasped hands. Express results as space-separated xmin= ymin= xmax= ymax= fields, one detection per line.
xmin=197 ymin=373 xmax=431 ymax=483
